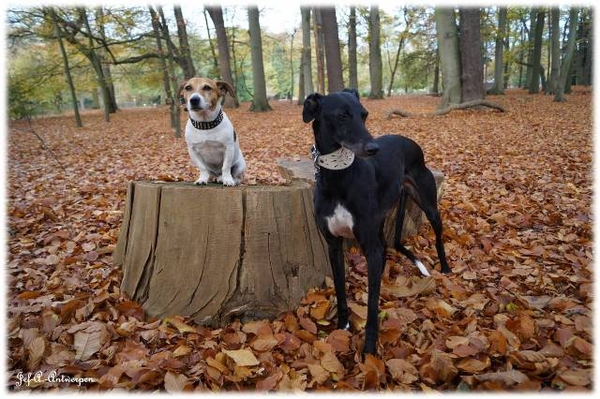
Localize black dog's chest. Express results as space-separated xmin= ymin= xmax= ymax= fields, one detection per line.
xmin=323 ymin=202 xmax=355 ymax=239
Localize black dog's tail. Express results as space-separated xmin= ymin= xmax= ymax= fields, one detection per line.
xmin=394 ymin=190 xmax=431 ymax=277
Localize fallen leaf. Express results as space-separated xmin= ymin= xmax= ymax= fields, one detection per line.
xmin=222 ymin=349 xmax=260 ymax=367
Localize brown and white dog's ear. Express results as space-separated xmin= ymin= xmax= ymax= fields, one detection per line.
xmin=178 ymin=80 xmax=188 ymax=111
xmin=216 ymin=80 xmax=235 ymax=97
xmin=302 ymin=93 xmax=322 ymax=123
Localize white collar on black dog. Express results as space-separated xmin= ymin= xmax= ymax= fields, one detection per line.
xmin=311 ymin=145 xmax=355 ymax=171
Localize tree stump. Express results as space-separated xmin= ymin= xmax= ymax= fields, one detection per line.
xmin=277 ymin=159 xmax=445 ymax=246
xmin=113 ymin=180 xmax=330 ymax=327
xmin=114 ymin=160 xmax=444 ymax=327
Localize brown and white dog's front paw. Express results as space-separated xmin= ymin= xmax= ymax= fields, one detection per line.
xmin=219 ymin=174 xmax=237 ymax=186
xmin=194 ymin=172 xmax=210 ymax=185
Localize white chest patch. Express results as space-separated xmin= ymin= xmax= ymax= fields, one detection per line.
xmin=326 ymin=204 xmax=355 ymax=239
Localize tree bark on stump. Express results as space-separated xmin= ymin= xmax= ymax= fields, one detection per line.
xmin=114 ymin=181 xmax=330 ymax=327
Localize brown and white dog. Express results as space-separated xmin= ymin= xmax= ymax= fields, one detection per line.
xmin=179 ymin=77 xmax=246 ymax=186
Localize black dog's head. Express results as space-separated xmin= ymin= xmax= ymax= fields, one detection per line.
xmin=303 ymin=89 xmax=378 ymax=157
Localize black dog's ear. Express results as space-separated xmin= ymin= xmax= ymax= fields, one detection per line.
xmin=342 ymin=88 xmax=360 ymax=99
xmin=302 ymin=93 xmax=322 ymax=123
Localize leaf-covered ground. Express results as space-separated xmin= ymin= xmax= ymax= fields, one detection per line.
xmin=6 ymin=89 xmax=593 ymax=392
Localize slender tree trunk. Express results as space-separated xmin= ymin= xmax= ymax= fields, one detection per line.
xmin=95 ymin=7 xmax=117 ymax=114
xmin=548 ymin=8 xmax=561 ymax=94
xmin=368 ymin=6 xmax=383 ymax=99
xmin=206 ymin=6 xmax=239 ymax=108
xmin=299 ymin=7 xmax=313 ymax=102
xmin=348 ymin=6 xmax=358 ymax=91
xmin=50 ymin=8 xmax=82 ymax=127
xmin=580 ymin=10 xmax=593 ymax=86
xmin=313 ymin=8 xmax=326 ymax=93
xmin=247 ymin=6 xmax=272 ymax=111
xmin=489 ymin=7 xmax=507 ymax=94
xmin=528 ymin=9 xmax=545 ymax=94
xmin=202 ymin=9 xmax=220 ymax=77
xmin=149 ymin=6 xmax=175 ymax=128
xmin=77 ymin=8 xmax=111 ymax=122
xmin=432 ymin=48 xmax=440 ymax=94
xmin=158 ymin=6 xmax=182 ymax=137
xmin=459 ymin=8 xmax=485 ymax=102
xmin=320 ymin=7 xmax=344 ymax=93
xmin=174 ymin=5 xmax=196 ymax=79
xmin=289 ymin=30 xmax=295 ymax=101
xmin=555 ymin=8 xmax=579 ymax=102
xmin=435 ymin=7 xmax=461 ymax=108
xmin=525 ymin=10 xmax=536 ymax=89
xmin=387 ymin=8 xmax=412 ymax=97
xmin=517 ymin=26 xmax=524 ymax=87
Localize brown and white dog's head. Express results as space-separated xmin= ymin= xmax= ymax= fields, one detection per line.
xmin=178 ymin=77 xmax=234 ymax=115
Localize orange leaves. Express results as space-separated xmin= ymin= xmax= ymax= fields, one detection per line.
xmin=6 ymin=92 xmax=593 ymax=392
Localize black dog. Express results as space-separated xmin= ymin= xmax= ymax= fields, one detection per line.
xmin=303 ymin=89 xmax=450 ymax=355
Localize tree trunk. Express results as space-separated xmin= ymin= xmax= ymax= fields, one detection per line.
xmin=96 ymin=7 xmax=118 ymax=114
xmin=348 ymin=7 xmax=358 ymax=91
xmin=320 ymin=7 xmax=345 ymax=93
xmin=202 ymin=9 xmax=220 ymax=77
xmin=528 ymin=9 xmax=545 ymax=94
xmin=368 ymin=6 xmax=383 ymax=99
xmin=313 ymin=8 xmax=326 ymax=94
xmin=432 ymin=48 xmax=440 ymax=94
xmin=50 ymin=8 xmax=82 ymax=127
xmin=579 ymin=10 xmax=592 ymax=86
xmin=298 ymin=7 xmax=313 ymax=103
xmin=114 ymin=181 xmax=330 ymax=326
xmin=459 ymin=7 xmax=485 ymax=102
xmin=435 ymin=7 xmax=461 ymax=109
xmin=248 ymin=6 xmax=272 ymax=111
xmin=206 ymin=6 xmax=239 ymax=108
xmin=148 ymin=7 xmax=173 ymax=119
xmin=524 ymin=10 xmax=536 ymax=90
xmin=548 ymin=8 xmax=561 ymax=94
xmin=158 ymin=6 xmax=182 ymax=138
xmin=555 ymin=8 xmax=579 ymax=102
xmin=74 ymin=8 xmax=112 ymax=121
xmin=174 ymin=5 xmax=196 ymax=79
xmin=488 ymin=7 xmax=507 ymax=95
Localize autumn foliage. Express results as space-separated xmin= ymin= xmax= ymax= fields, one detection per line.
xmin=6 ymin=89 xmax=593 ymax=391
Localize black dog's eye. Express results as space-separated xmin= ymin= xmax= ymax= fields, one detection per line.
xmin=340 ymin=111 xmax=352 ymax=120
xmin=203 ymin=85 xmax=212 ymax=91
xmin=184 ymin=84 xmax=192 ymax=91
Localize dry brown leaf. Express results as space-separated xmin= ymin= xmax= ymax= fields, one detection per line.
xmin=308 ymin=363 xmax=329 ymax=384
xmin=164 ymin=371 xmax=191 ymax=392
xmin=386 ymin=358 xmax=419 ymax=384
xmin=222 ymin=349 xmax=260 ymax=367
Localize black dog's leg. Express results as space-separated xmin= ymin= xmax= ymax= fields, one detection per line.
xmin=357 ymin=229 xmax=386 ymax=355
xmin=327 ymin=236 xmax=349 ymax=330
xmin=406 ymin=170 xmax=451 ymax=274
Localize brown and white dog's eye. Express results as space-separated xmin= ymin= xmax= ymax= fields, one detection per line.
xmin=202 ymin=85 xmax=212 ymax=91
xmin=185 ymin=84 xmax=192 ymax=91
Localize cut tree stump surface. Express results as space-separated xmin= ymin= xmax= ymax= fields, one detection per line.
xmin=114 ymin=180 xmax=330 ymax=326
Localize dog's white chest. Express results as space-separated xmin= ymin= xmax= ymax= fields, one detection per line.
xmin=326 ymin=204 xmax=355 ymax=239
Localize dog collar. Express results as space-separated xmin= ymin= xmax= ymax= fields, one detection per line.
xmin=189 ymin=109 xmax=224 ymax=130
xmin=311 ymin=145 xmax=355 ymax=172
